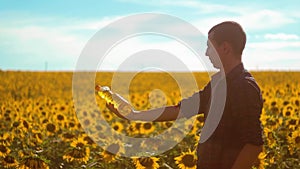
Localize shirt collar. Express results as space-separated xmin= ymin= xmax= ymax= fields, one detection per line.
xmin=211 ymin=63 xmax=245 ymax=82
xmin=225 ymin=63 xmax=245 ymax=81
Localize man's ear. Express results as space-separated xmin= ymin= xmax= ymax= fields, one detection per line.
xmin=222 ymin=41 xmax=232 ymax=55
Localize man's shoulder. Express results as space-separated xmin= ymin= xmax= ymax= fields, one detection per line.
xmin=231 ymin=70 xmax=261 ymax=94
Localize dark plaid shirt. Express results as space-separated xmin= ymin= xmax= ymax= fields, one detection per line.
xmin=179 ymin=63 xmax=264 ymax=169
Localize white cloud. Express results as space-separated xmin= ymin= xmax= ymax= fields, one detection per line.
xmin=98 ymin=35 xmax=211 ymax=71
xmin=264 ymin=33 xmax=299 ymax=40
xmin=244 ymin=42 xmax=300 ymax=70
xmin=0 ymin=16 xmax=123 ymax=70
xmin=118 ymin=0 xmax=247 ymax=15
xmin=191 ymin=9 xmax=296 ymax=34
xmin=239 ymin=10 xmax=295 ymax=31
xmin=247 ymin=41 xmax=300 ymax=49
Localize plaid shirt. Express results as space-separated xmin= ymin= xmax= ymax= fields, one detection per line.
xmin=179 ymin=63 xmax=264 ymax=169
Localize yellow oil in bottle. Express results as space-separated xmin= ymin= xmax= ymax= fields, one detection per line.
xmin=95 ymin=85 xmax=134 ymax=116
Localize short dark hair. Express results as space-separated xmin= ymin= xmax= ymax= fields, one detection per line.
xmin=208 ymin=21 xmax=246 ymax=55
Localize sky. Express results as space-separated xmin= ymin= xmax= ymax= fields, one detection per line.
xmin=0 ymin=0 xmax=299 ymax=71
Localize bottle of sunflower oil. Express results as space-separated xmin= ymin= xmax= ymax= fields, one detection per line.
xmin=95 ymin=85 xmax=135 ymax=116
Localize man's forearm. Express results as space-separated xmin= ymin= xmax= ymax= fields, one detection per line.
xmin=129 ymin=106 xmax=180 ymax=122
xmin=231 ymin=144 xmax=262 ymax=169
xmin=107 ymin=103 xmax=181 ymax=122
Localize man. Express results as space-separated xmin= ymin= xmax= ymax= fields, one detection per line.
xmin=106 ymin=21 xmax=264 ymax=169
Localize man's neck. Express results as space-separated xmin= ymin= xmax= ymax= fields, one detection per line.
xmin=222 ymin=59 xmax=242 ymax=74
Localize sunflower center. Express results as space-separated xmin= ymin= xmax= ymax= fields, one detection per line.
xmin=165 ymin=122 xmax=173 ymax=128
xmin=143 ymin=123 xmax=152 ymax=130
xmin=182 ymin=154 xmax=196 ymax=167
xmin=71 ymin=149 xmax=86 ymax=158
xmin=140 ymin=158 xmax=154 ymax=167
xmin=76 ymin=143 xmax=85 ymax=148
xmin=135 ymin=123 xmax=141 ymax=130
xmin=46 ymin=123 xmax=56 ymax=132
xmin=295 ymin=136 xmax=300 ymax=144
xmin=113 ymin=125 xmax=119 ymax=131
xmin=0 ymin=145 xmax=7 ymax=153
xmin=271 ymin=101 xmax=276 ymax=106
xmin=197 ymin=115 xmax=205 ymax=122
xmin=4 ymin=156 xmax=15 ymax=163
xmin=13 ymin=121 xmax=20 ymax=127
xmin=69 ymin=122 xmax=75 ymax=127
xmin=289 ymin=119 xmax=296 ymax=125
xmin=57 ymin=114 xmax=64 ymax=121
xmin=23 ymin=120 xmax=29 ymax=129
xmin=268 ymin=120 xmax=276 ymax=126
xmin=63 ymin=133 xmax=75 ymax=139
xmin=295 ymin=100 xmax=299 ymax=106
xmin=285 ymin=111 xmax=291 ymax=116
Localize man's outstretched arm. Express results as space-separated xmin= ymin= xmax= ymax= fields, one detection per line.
xmin=107 ymin=103 xmax=181 ymax=122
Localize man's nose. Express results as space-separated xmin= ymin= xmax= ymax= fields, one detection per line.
xmin=205 ymin=48 xmax=209 ymax=57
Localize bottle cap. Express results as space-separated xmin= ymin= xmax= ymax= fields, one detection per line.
xmin=95 ymin=85 xmax=101 ymax=91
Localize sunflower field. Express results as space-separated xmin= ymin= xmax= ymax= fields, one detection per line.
xmin=0 ymin=70 xmax=299 ymax=169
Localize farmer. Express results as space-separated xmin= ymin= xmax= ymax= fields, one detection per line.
xmin=107 ymin=21 xmax=264 ymax=169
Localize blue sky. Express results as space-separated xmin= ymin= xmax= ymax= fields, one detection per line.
xmin=0 ymin=0 xmax=299 ymax=71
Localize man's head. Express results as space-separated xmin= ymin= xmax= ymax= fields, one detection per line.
xmin=205 ymin=21 xmax=246 ymax=70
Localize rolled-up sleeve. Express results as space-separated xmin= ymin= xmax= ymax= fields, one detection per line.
xmin=231 ymin=81 xmax=264 ymax=146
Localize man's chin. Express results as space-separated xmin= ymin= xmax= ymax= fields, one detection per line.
xmin=212 ymin=64 xmax=221 ymax=69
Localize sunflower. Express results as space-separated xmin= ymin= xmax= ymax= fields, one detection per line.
xmin=0 ymin=144 xmax=11 ymax=157
xmin=32 ymin=129 xmax=43 ymax=144
xmin=0 ymin=132 xmax=13 ymax=146
xmin=258 ymin=151 xmax=267 ymax=169
xmin=66 ymin=119 xmax=78 ymax=131
xmin=63 ymin=147 xmax=90 ymax=164
xmin=161 ymin=121 xmax=173 ymax=129
xmin=264 ymin=115 xmax=279 ymax=130
xmin=291 ymin=96 xmax=300 ymax=107
xmin=174 ymin=149 xmax=197 ymax=169
xmin=111 ymin=121 xmax=125 ymax=133
xmin=140 ymin=122 xmax=155 ymax=135
xmin=19 ymin=156 xmax=49 ymax=169
xmin=285 ymin=116 xmax=299 ymax=130
xmin=184 ymin=117 xmax=200 ymax=136
xmin=133 ymin=96 xmax=148 ymax=110
xmin=80 ymin=134 xmax=97 ymax=148
xmin=263 ymin=128 xmax=276 ymax=148
xmin=60 ymin=132 xmax=76 ymax=142
xmin=102 ymin=111 xmax=113 ymax=122
xmin=44 ymin=122 xmax=57 ymax=136
xmin=132 ymin=156 xmax=160 ymax=169
xmin=70 ymin=137 xmax=88 ymax=149
xmin=287 ymin=130 xmax=300 ymax=154
xmin=2 ymin=155 xmax=19 ymax=168
xmin=55 ymin=113 xmax=66 ymax=124
xmin=282 ymin=104 xmax=295 ymax=117
xmin=11 ymin=118 xmax=30 ymax=137
xmin=101 ymin=141 xmax=124 ymax=163
xmin=126 ymin=122 xmax=141 ymax=136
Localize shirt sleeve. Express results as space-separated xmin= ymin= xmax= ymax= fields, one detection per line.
xmin=176 ymin=82 xmax=211 ymax=118
xmin=231 ymin=80 xmax=264 ymax=146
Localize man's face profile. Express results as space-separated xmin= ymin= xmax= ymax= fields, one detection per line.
xmin=205 ymin=33 xmax=222 ymax=69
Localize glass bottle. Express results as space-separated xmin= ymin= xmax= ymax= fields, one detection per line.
xmin=95 ymin=85 xmax=135 ymax=116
